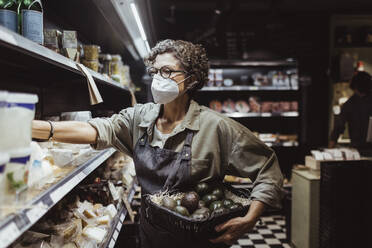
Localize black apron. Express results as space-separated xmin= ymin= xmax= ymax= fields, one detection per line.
xmin=133 ymin=129 xmax=229 ymax=248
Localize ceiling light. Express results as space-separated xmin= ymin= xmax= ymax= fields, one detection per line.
xmin=130 ymin=2 xmax=147 ymax=41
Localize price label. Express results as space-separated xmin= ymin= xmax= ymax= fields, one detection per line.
xmin=261 ymin=113 xmax=271 ymax=117
xmin=26 ymin=202 xmax=48 ymax=223
xmin=108 ymin=239 xmax=115 ymax=248
xmin=0 ymin=222 xmax=20 ymax=248
xmin=50 ymin=172 xmax=85 ymax=203
xmin=117 ymin=221 xmax=122 ymax=231
xmin=120 ymin=213 xmax=125 ymax=222
xmin=113 ymin=230 xmax=119 ymax=240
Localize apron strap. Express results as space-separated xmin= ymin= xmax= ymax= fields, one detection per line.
xmin=138 ymin=132 xmax=148 ymax=146
xmin=180 ymin=131 xmax=194 ymax=161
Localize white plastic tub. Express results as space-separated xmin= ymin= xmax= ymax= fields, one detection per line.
xmin=0 ymin=92 xmax=38 ymax=150
xmin=0 ymin=152 xmax=10 ymax=200
xmin=6 ymin=147 xmax=32 ymax=192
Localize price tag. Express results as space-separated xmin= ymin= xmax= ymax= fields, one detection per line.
xmin=26 ymin=202 xmax=48 ymax=223
xmin=261 ymin=113 xmax=271 ymax=117
xmin=50 ymin=172 xmax=84 ymax=203
xmin=108 ymin=239 xmax=115 ymax=248
xmin=117 ymin=221 xmax=123 ymax=231
xmin=120 ymin=213 xmax=125 ymax=222
xmin=113 ymin=230 xmax=119 ymax=240
xmin=0 ymin=222 xmax=21 ymax=248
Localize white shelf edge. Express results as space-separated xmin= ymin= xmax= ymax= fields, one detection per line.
xmin=201 ymin=86 xmax=298 ymax=91
xmin=0 ymin=148 xmax=116 ymax=248
xmin=0 ymin=26 xmax=128 ymax=92
xmin=101 ymin=183 xmax=136 ymax=248
xmin=223 ymin=112 xmax=299 ymax=118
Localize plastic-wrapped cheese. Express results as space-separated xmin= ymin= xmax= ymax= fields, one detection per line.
xmin=104 ymin=204 xmax=117 ymax=219
xmin=50 ymin=148 xmax=74 ymax=166
xmin=82 ymin=226 xmax=107 ymax=243
xmin=96 ymin=215 xmax=110 ymax=225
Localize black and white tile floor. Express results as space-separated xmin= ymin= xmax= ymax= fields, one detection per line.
xmin=232 ymin=215 xmax=290 ymax=248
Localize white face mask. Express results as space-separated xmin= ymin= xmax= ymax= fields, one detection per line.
xmin=151 ymin=74 xmax=191 ymax=104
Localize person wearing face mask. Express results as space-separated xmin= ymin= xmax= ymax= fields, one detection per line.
xmin=32 ymin=39 xmax=284 ymax=248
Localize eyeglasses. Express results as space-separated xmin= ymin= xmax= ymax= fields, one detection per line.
xmin=147 ymin=66 xmax=188 ymax=79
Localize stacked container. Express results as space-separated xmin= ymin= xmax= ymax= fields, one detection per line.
xmin=0 ymin=91 xmax=38 ymax=197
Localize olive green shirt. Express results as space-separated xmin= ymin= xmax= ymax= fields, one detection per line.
xmin=88 ymin=100 xmax=284 ymax=209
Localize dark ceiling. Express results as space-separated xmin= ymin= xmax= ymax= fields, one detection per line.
xmin=146 ymin=0 xmax=372 ymax=59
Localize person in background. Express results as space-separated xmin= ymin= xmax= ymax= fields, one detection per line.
xmin=32 ymin=39 xmax=284 ymax=248
xmin=329 ymin=71 xmax=372 ymax=156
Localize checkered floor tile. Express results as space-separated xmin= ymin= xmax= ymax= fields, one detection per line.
xmin=231 ymin=215 xmax=290 ymax=248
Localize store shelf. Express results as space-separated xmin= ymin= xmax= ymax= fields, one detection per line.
xmin=201 ymin=85 xmax=299 ymax=91
xmin=0 ymin=26 xmax=129 ymax=92
xmin=209 ymin=59 xmax=297 ymax=67
xmin=0 ymin=148 xmax=116 ymax=248
xmin=224 ymin=112 xmax=299 ymax=118
xmin=101 ymin=183 xmax=136 ymax=248
xmin=264 ymin=141 xmax=299 ymax=147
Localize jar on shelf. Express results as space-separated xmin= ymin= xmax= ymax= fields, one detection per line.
xmin=83 ymin=45 xmax=100 ymax=60
xmin=82 ymin=59 xmax=99 ymax=72
xmin=111 ymin=55 xmax=122 ymax=76
xmin=99 ymin=54 xmax=112 ymax=76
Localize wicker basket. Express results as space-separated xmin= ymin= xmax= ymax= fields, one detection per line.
xmin=143 ymin=183 xmax=251 ymax=239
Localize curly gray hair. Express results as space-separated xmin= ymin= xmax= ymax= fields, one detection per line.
xmin=144 ymin=39 xmax=209 ymax=97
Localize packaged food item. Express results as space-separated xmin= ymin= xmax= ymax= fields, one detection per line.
xmin=0 ymin=152 xmax=10 ymax=202
xmin=222 ymin=99 xmax=236 ymax=113
xmin=6 ymin=147 xmax=32 ymax=193
xmin=82 ymin=59 xmax=99 ymax=72
xmin=291 ymin=101 xmax=298 ymax=111
xmin=249 ymin=97 xmax=261 ymax=113
xmin=261 ymin=102 xmax=273 ymax=113
xmin=207 ymin=69 xmax=215 ymax=87
xmin=99 ymin=54 xmax=112 ymax=76
xmin=235 ymin=100 xmax=250 ymax=113
xmin=44 ymin=29 xmax=61 ymax=53
xmin=28 ymin=141 xmax=52 ymax=188
xmin=104 ymin=204 xmax=117 ymax=219
xmin=83 ymin=45 xmax=100 ymax=60
xmin=1 ymin=92 xmax=38 ymax=150
xmin=209 ymin=100 xmax=222 ymax=112
xmin=214 ymin=69 xmax=223 ymax=87
xmin=82 ymin=226 xmax=107 ymax=243
xmin=280 ymin=102 xmax=291 ymax=112
xmin=50 ymin=148 xmax=74 ymax=167
xmin=111 ymin=54 xmax=122 ymax=75
xmin=62 ymin=31 xmax=79 ymax=61
xmin=60 ymin=111 xmax=92 ymax=122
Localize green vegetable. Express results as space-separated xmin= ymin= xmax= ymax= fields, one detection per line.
xmin=161 ymin=196 xmax=177 ymax=210
xmin=209 ymin=200 xmax=224 ymax=212
xmin=202 ymin=194 xmax=218 ymax=206
xmin=195 ymin=182 xmax=210 ymax=196
xmin=211 ymin=188 xmax=224 ymax=200
xmin=222 ymin=199 xmax=234 ymax=208
xmin=175 ymin=206 xmax=190 ymax=217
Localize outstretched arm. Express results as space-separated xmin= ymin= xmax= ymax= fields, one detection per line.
xmin=32 ymin=120 xmax=98 ymax=144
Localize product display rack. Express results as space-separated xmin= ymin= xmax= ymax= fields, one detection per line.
xmin=100 ymin=183 xmax=136 ymax=248
xmin=0 ymin=148 xmax=115 ymax=248
xmin=0 ymin=1 xmax=141 ymax=246
xmin=195 ymin=60 xmax=304 ymax=177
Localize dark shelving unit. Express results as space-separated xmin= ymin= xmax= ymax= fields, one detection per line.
xmin=195 ymin=60 xmax=306 ymax=177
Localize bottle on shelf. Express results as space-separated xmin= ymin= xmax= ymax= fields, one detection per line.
xmin=18 ymin=0 xmax=43 ymax=45
xmin=0 ymin=0 xmax=18 ymax=32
